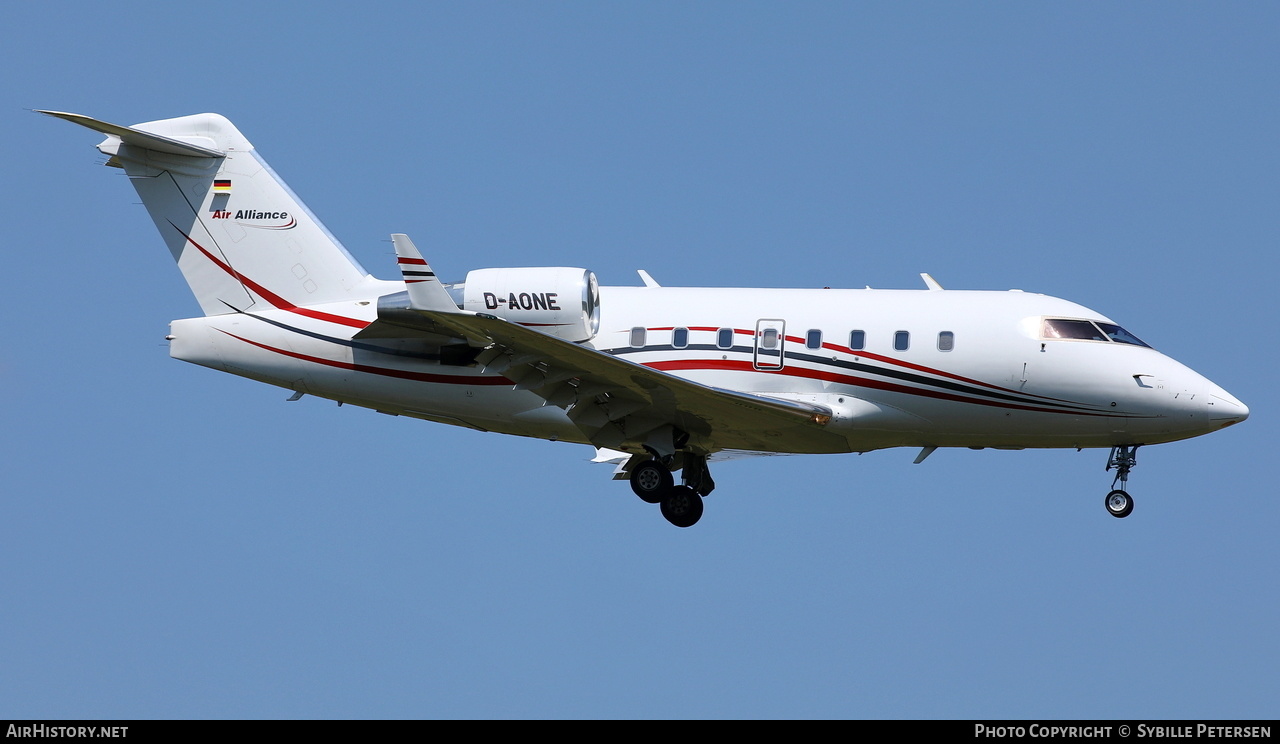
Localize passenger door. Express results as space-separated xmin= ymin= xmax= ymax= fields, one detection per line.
xmin=754 ymin=319 xmax=786 ymax=371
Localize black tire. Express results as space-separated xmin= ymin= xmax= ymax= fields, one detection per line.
xmin=1105 ymin=489 xmax=1134 ymax=518
xmin=630 ymin=460 xmax=673 ymax=504
xmin=660 ymin=485 xmax=704 ymax=528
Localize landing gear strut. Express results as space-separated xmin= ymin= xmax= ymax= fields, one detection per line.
xmin=625 ymin=453 xmax=714 ymax=528
xmin=1104 ymin=445 xmax=1139 ymax=518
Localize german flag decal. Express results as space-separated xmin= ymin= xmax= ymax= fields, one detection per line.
xmin=213 ymin=179 xmax=232 ymax=193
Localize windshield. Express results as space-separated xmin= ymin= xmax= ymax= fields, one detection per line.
xmin=1096 ymin=322 xmax=1150 ymax=347
xmin=1042 ymin=318 xmax=1152 ymax=348
xmin=1042 ymin=318 xmax=1108 ymax=341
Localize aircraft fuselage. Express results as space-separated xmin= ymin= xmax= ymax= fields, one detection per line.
xmin=169 ymin=283 xmax=1247 ymax=455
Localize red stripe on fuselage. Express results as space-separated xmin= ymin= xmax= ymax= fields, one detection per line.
xmin=172 ymin=223 xmax=369 ymax=329
xmin=218 ymin=331 xmax=513 ymax=385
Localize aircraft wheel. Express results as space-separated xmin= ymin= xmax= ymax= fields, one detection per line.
xmin=1105 ymin=489 xmax=1134 ymax=518
xmin=630 ymin=460 xmax=673 ymax=504
xmin=660 ymin=486 xmax=704 ymax=528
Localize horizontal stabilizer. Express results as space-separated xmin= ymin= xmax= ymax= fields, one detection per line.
xmin=36 ymin=110 xmax=224 ymax=157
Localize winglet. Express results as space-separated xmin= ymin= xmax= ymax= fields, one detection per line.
xmin=920 ymin=273 xmax=944 ymax=291
xmin=637 ymin=270 xmax=662 ymax=288
xmin=392 ymin=234 xmax=458 ymax=312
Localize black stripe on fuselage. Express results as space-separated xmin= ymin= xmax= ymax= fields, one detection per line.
xmin=236 ymin=312 xmax=444 ymax=361
xmin=604 ymin=344 xmax=1109 ymax=414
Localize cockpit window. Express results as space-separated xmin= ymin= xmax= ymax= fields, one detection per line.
xmin=1042 ymin=319 xmax=1108 ymax=341
xmin=1042 ymin=318 xmax=1152 ymax=348
xmin=1096 ymin=322 xmax=1151 ymax=348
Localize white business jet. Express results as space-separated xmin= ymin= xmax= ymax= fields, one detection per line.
xmin=42 ymin=110 xmax=1249 ymax=527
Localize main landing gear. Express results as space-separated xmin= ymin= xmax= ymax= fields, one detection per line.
xmin=629 ymin=461 xmax=672 ymax=504
xmin=1104 ymin=445 xmax=1139 ymax=518
xmin=628 ymin=453 xmax=715 ymax=528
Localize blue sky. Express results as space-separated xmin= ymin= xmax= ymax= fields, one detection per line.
xmin=3 ymin=2 xmax=1275 ymax=719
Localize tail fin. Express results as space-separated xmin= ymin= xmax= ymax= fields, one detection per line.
xmin=41 ymin=110 xmax=373 ymax=316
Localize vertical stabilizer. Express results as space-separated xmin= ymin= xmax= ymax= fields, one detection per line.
xmin=42 ymin=111 xmax=373 ymax=316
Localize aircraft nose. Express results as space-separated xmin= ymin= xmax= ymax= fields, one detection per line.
xmin=1205 ymin=382 xmax=1249 ymax=429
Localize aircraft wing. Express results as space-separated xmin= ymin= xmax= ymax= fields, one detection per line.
xmin=364 ymin=235 xmax=846 ymax=456
xmin=418 ymin=307 xmax=843 ymax=454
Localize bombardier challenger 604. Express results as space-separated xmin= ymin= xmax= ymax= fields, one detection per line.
xmin=42 ymin=110 xmax=1249 ymax=527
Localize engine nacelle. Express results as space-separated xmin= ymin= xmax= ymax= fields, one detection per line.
xmin=461 ymin=267 xmax=601 ymax=343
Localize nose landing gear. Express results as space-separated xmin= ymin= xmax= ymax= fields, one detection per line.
xmin=1104 ymin=445 xmax=1139 ymax=518
xmin=1105 ymin=488 xmax=1134 ymax=518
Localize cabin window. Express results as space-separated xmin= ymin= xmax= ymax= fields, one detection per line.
xmin=760 ymin=327 xmax=779 ymax=349
xmin=717 ymin=328 xmax=734 ymax=349
xmin=849 ymin=330 xmax=866 ymax=351
xmin=806 ymin=329 xmax=822 ymax=349
xmin=630 ymin=327 xmax=646 ymax=348
xmin=672 ymin=327 xmax=689 ymax=349
xmin=894 ymin=331 xmax=910 ymax=351
xmin=938 ymin=331 xmax=955 ymax=351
